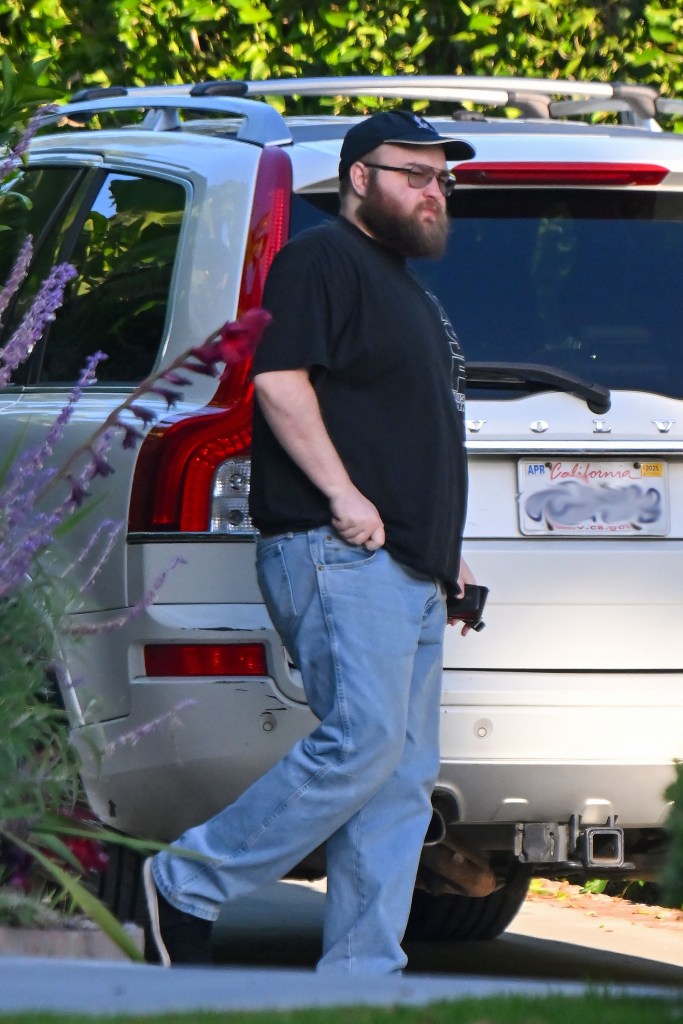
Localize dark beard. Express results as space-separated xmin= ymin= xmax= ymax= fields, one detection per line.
xmin=357 ymin=176 xmax=449 ymax=259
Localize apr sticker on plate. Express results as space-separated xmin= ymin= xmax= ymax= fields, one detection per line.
xmin=518 ymin=460 xmax=670 ymax=536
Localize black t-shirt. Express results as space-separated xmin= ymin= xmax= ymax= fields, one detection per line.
xmin=249 ymin=216 xmax=468 ymax=595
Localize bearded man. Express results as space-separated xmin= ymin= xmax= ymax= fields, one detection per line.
xmin=144 ymin=111 xmax=476 ymax=975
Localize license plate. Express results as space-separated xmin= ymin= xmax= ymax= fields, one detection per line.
xmin=518 ymin=459 xmax=670 ymax=536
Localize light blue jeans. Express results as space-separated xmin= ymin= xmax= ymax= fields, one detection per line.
xmin=153 ymin=526 xmax=446 ymax=974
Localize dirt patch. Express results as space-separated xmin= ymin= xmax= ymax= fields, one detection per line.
xmin=527 ymin=878 xmax=683 ymax=933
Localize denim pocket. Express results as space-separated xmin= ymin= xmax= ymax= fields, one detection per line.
xmin=320 ymin=532 xmax=380 ymax=569
xmin=256 ymin=539 xmax=297 ymax=624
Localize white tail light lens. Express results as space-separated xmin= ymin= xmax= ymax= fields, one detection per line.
xmin=210 ymin=457 xmax=255 ymax=533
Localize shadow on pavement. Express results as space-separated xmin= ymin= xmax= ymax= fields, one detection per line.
xmin=213 ymin=881 xmax=683 ymax=988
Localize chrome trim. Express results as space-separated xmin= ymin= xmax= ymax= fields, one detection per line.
xmin=465 ymin=440 xmax=683 ymax=455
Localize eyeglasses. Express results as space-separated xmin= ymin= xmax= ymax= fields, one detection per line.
xmin=361 ymin=162 xmax=457 ymax=198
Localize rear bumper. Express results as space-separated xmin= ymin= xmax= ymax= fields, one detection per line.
xmin=438 ymin=668 xmax=681 ymax=826
xmin=66 ymin=591 xmax=681 ymax=843
xmin=436 ymin=760 xmax=674 ymax=828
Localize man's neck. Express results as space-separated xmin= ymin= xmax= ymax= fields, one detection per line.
xmin=340 ymin=205 xmax=376 ymax=241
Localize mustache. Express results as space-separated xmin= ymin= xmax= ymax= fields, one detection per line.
xmin=417 ymin=198 xmax=445 ymax=216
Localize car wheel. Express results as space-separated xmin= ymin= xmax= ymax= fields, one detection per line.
xmin=405 ymin=861 xmax=531 ymax=941
xmin=97 ymin=842 xmax=146 ymax=925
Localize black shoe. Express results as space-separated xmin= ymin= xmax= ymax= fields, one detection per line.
xmin=142 ymin=857 xmax=213 ymax=966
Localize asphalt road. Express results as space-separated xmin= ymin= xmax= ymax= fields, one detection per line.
xmin=213 ymin=879 xmax=683 ymax=987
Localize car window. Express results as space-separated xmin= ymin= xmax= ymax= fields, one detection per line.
xmin=417 ymin=188 xmax=683 ymax=400
xmin=291 ymin=189 xmax=683 ymax=400
xmin=33 ymin=172 xmax=187 ymax=383
xmin=0 ymin=165 xmax=86 ymax=283
xmin=0 ymin=165 xmax=88 ymax=385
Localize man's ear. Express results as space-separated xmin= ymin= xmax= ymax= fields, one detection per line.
xmin=349 ymin=160 xmax=370 ymax=198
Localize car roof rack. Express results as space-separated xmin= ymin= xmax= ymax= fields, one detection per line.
xmin=39 ymin=76 xmax=681 ymax=145
xmin=244 ymin=75 xmax=666 ymax=129
xmin=39 ymin=85 xmax=292 ymax=147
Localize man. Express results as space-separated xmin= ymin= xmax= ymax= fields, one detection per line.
xmin=144 ymin=110 xmax=476 ymax=974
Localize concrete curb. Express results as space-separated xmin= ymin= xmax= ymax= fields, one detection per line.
xmin=0 ymin=923 xmax=143 ymax=961
xmin=0 ymin=958 xmax=679 ymax=1016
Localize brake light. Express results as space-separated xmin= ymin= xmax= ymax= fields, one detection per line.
xmin=129 ymin=146 xmax=292 ymax=532
xmin=144 ymin=642 xmax=267 ymax=677
xmin=453 ymin=162 xmax=669 ymax=187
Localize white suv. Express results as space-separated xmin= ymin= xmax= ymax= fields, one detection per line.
xmin=6 ymin=76 xmax=683 ymax=941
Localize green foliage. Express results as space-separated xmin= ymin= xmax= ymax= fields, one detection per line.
xmin=0 ymin=566 xmax=144 ymax=954
xmin=0 ymin=84 xmax=145 ymax=956
xmin=0 ymin=53 xmax=60 ymax=146
xmin=580 ymin=877 xmax=608 ymax=895
xmin=0 ymin=576 xmax=79 ymax=829
xmin=2 ymin=0 xmax=683 ymax=104
xmin=0 ymin=55 xmax=62 ymax=230
xmin=662 ymin=760 xmax=683 ymax=907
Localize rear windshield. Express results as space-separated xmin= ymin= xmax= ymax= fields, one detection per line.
xmin=291 ymin=189 xmax=683 ymax=400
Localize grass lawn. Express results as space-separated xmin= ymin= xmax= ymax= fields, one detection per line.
xmin=1 ymin=994 xmax=682 ymax=1024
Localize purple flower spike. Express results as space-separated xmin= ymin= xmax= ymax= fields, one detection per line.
xmin=0 ymin=261 xmax=78 ymax=387
xmin=0 ymin=236 xmax=32 ymax=327
xmin=161 ymin=371 xmax=192 ymax=387
xmin=150 ymin=386 xmax=181 ymax=409
xmin=121 ymin=424 xmax=144 ymax=449
xmin=181 ymin=359 xmax=220 ymax=378
xmin=67 ymin=476 xmax=90 ymax=507
xmin=188 ymin=345 xmax=215 ymax=366
xmin=89 ymin=448 xmax=115 ymax=479
xmin=128 ymin=404 xmax=158 ymax=425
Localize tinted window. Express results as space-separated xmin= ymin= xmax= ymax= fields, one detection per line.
xmin=0 ymin=166 xmax=87 ymax=385
xmin=35 ymin=172 xmax=186 ymax=383
xmin=418 ymin=188 xmax=683 ymax=400
xmin=291 ymin=189 xmax=683 ymax=400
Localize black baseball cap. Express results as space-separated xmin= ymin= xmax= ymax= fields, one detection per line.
xmin=338 ymin=110 xmax=475 ymax=177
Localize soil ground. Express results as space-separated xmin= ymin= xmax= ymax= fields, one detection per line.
xmin=526 ymin=878 xmax=683 ymax=936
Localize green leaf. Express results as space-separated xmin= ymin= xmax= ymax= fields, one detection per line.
xmin=33 ymin=829 xmax=87 ymax=875
xmin=630 ymin=48 xmax=662 ymax=66
xmin=650 ymin=27 xmax=676 ymax=44
xmin=411 ymin=34 xmax=434 ymax=58
xmin=36 ymin=814 xmax=212 ymax=861
xmin=472 ymin=43 xmax=500 ymax=58
xmin=235 ymin=4 xmax=272 ymax=25
xmin=7 ymin=832 xmax=144 ymax=961
xmin=323 ymin=11 xmax=351 ymax=28
xmin=469 ymin=12 xmax=500 ymax=31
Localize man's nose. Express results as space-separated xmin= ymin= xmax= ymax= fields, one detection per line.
xmin=422 ymin=173 xmax=444 ymax=200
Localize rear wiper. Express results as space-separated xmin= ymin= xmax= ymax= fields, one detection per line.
xmin=467 ymin=362 xmax=611 ymax=415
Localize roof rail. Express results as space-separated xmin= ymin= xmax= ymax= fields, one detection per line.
xmin=39 ymin=87 xmax=292 ymax=147
xmin=244 ymin=75 xmax=665 ymax=128
xmin=39 ymin=77 xmax=682 ymax=143
xmin=656 ymin=97 xmax=683 ymax=117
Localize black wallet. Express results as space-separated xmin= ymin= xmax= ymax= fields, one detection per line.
xmin=446 ymin=584 xmax=489 ymax=632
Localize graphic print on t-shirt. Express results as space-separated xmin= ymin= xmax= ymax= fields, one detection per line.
xmin=427 ymin=292 xmax=466 ymax=413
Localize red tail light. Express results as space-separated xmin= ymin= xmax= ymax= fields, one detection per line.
xmin=453 ymin=162 xmax=668 ymax=187
xmin=144 ymin=642 xmax=267 ymax=677
xmin=129 ymin=146 xmax=292 ymax=532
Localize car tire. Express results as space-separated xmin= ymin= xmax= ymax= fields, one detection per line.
xmin=97 ymin=842 xmax=146 ymax=925
xmin=405 ymin=861 xmax=531 ymax=941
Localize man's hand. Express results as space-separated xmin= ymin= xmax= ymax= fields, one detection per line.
xmin=330 ymin=488 xmax=385 ymax=550
xmin=448 ymin=557 xmax=477 ymax=633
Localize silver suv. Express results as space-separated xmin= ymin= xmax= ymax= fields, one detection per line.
xmin=7 ymin=76 xmax=683 ymax=941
